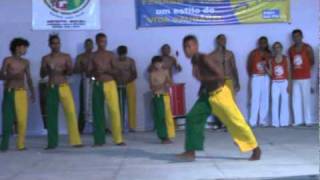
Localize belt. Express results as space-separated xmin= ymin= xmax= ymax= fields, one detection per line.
xmin=208 ymin=86 xmax=224 ymax=96
xmin=252 ymin=74 xmax=266 ymax=77
xmin=153 ymin=92 xmax=169 ymax=97
xmin=6 ymin=87 xmax=25 ymax=92
xmin=48 ymin=83 xmax=68 ymax=88
xmin=272 ymin=79 xmax=287 ymax=83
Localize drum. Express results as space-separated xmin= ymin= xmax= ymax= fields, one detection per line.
xmin=169 ymin=83 xmax=186 ymax=117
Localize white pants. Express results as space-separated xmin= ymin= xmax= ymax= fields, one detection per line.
xmin=271 ymin=80 xmax=289 ymax=127
xmin=292 ymin=79 xmax=313 ymax=125
xmin=249 ymin=75 xmax=270 ymax=126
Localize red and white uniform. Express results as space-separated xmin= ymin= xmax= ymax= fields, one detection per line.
xmin=270 ymin=56 xmax=289 ymax=127
xmin=289 ymin=43 xmax=314 ymax=125
xmin=248 ymin=49 xmax=271 ymax=127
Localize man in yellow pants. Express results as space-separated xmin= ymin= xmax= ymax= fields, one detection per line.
xmin=114 ymin=45 xmax=137 ymax=132
xmin=40 ymin=34 xmax=83 ymax=149
xmin=177 ymin=35 xmax=261 ymax=161
xmin=0 ymin=38 xmax=35 ymax=152
xmin=87 ymin=33 xmax=125 ymax=146
xmin=149 ymin=56 xmax=176 ymax=144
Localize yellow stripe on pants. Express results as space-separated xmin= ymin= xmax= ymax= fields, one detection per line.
xmin=58 ymin=84 xmax=82 ymax=145
xmin=163 ymin=94 xmax=175 ymax=139
xmin=209 ymin=85 xmax=258 ymax=152
xmin=225 ymin=79 xmax=235 ymax=100
xmin=14 ymin=89 xmax=28 ymax=150
xmin=103 ymin=81 xmax=124 ymax=144
xmin=126 ymin=81 xmax=137 ymax=129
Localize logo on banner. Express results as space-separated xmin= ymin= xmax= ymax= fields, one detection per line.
xmin=44 ymin=0 xmax=90 ymax=15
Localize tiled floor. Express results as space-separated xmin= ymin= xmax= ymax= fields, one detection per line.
xmin=0 ymin=127 xmax=318 ymax=180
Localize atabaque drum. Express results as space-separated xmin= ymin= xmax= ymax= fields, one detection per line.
xmin=169 ymin=83 xmax=186 ymax=117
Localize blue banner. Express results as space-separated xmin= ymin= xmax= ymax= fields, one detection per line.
xmin=135 ymin=0 xmax=290 ymax=28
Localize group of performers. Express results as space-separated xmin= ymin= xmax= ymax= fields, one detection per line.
xmin=0 ymin=29 xmax=315 ymax=161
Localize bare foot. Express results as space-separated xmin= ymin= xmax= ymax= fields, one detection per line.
xmin=44 ymin=146 xmax=56 ymax=150
xmin=116 ymin=142 xmax=126 ymax=146
xmin=18 ymin=147 xmax=27 ymax=151
xmin=249 ymin=147 xmax=261 ymax=161
xmin=176 ymin=151 xmax=195 ymax=161
xmin=92 ymin=144 xmax=104 ymax=147
xmin=161 ymin=139 xmax=172 ymax=144
xmin=72 ymin=144 xmax=84 ymax=148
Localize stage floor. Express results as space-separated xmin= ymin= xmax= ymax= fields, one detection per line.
xmin=0 ymin=127 xmax=318 ymax=180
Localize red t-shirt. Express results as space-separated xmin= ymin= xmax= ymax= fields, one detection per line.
xmin=271 ymin=56 xmax=288 ymax=80
xmin=249 ymin=49 xmax=271 ymax=75
xmin=289 ymin=43 xmax=312 ymax=79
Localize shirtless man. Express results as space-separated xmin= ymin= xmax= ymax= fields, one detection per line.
xmin=160 ymin=44 xmax=182 ymax=78
xmin=149 ymin=56 xmax=175 ymax=144
xmin=87 ymin=33 xmax=125 ymax=146
xmin=114 ymin=45 xmax=138 ymax=132
xmin=74 ymin=38 xmax=94 ymax=133
xmin=0 ymin=38 xmax=35 ymax=152
xmin=209 ymin=34 xmax=240 ymax=129
xmin=40 ymin=34 xmax=83 ymax=149
xmin=210 ymin=34 xmax=240 ymax=97
xmin=177 ymin=35 xmax=261 ymax=161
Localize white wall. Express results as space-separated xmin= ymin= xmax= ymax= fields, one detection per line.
xmin=0 ymin=0 xmax=318 ymax=134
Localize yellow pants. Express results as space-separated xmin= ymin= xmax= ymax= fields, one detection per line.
xmin=103 ymin=81 xmax=124 ymax=144
xmin=163 ymin=94 xmax=176 ymax=139
xmin=209 ymin=85 xmax=258 ymax=152
xmin=15 ymin=89 xmax=28 ymax=149
xmin=225 ymin=79 xmax=235 ymax=100
xmin=126 ymin=81 xmax=137 ymax=129
xmin=58 ymin=84 xmax=82 ymax=145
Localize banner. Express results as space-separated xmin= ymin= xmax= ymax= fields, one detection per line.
xmin=32 ymin=0 xmax=100 ymax=30
xmin=136 ymin=0 xmax=290 ymax=27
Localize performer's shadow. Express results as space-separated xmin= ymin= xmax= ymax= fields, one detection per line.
xmin=44 ymin=147 xmax=248 ymax=163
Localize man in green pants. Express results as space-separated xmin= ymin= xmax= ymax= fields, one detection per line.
xmin=40 ymin=34 xmax=83 ymax=149
xmin=114 ymin=45 xmax=138 ymax=133
xmin=0 ymin=38 xmax=35 ymax=152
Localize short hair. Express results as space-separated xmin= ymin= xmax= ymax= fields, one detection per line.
xmin=117 ymin=45 xmax=128 ymax=55
xmin=49 ymin=34 xmax=60 ymax=45
xmin=95 ymin=33 xmax=106 ymax=41
xmin=258 ymin=36 xmax=268 ymax=43
xmin=161 ymin=44 xmax=170 ymax=50
xmin=272 ymin=41 xmax=283 ymax=49
xmin=85 ymin=38 xmax=93 ymax=44
xmin=183 ymin=35 xmax=198 ymax=45
xmin=151 ymin=56 xmax=163 ymax=64
xmin=10 ymin=38 xmax=30 ymax=54
xmin=215 ymin=34 xmax=225 ymax=41
xmin=292 ymin=29 xmax=303 ymax=37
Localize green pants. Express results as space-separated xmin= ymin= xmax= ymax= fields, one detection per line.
xmin=185 ymin=94 xmax=211 ymax=151
xmin=46 ymin=84 xmax=82 ymax=148
xmin=1 ymin=90 xmax=16 ymax=151
xmin=92 ymin=82 xmax=107 ymax=145
xmin=92 ymin=81 xmax=124 ymax=145
xmin=152 ymin=95 xmax=169 ymax=140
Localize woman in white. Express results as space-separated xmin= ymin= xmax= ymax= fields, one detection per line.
xmin=265 ymin=42 xmax=291 ymax=127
